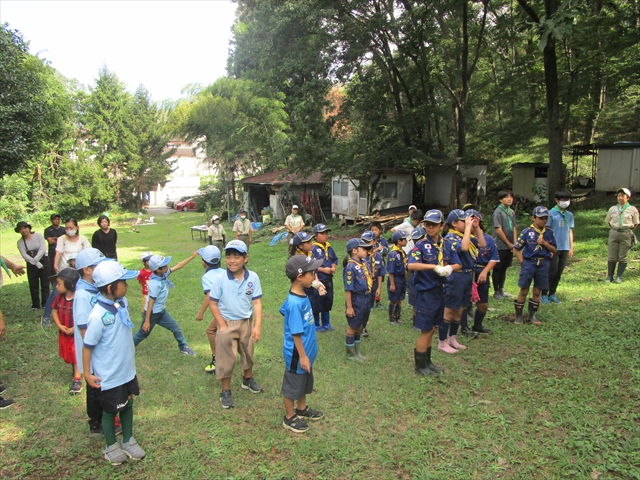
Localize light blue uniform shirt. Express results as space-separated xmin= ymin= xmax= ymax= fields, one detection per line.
xmin=201 ymin=266 xmax=225 ymax=294
xmin=83 ymin=294 xmax=136 ymax=391
xmin=145 ymin=269 xmax=173 ymax=313
xmin=546 ymin=208 xmax=574 ymax=251
xmin=73 ymin=278 xmax=99 ymax=372
xmin=209 ymin=268 xmax=262 ymax=320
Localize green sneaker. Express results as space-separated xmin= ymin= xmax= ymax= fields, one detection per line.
xmin=204 ymin=356 xmax=215 ymax=373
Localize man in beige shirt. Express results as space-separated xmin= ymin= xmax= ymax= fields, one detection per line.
xmin=284 ymin=205 xmax=305 ymax=238
xmin=233 ymin=209 xmax=252 ymax=250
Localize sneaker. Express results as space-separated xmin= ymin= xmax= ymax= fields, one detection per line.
xmin=120 ymin=436 xmax=146 ymax=460
xmin=472 ymin=326 xmax=493 ymax=334
xmin=540 ymin=295 xmax=549 ymax=304
xmin=41 ymin=316 xmax=51 ymax=327
xmin=220 ymin=390 xmax=234 ymax=409
xmin=604 ymin=276 xmax=612 ymax=283
xmin=282 ymin=415 xmax=309 ymax=433
xmin=493 ymin=291 xmax=505 ymax=301
xmin=323 ymin=325 xmax=335 ymax=331
xmin=315 ymin=326 xmax=326 ymax=333
xmin=548 ymin=294 xmax=561 ymax=304
xmin=461 ymin=328 xmax=478 ymax=339
xmin=295 ymin=406 xmax=324 ymax=421
xmin=31 ymin=307 xmax=38 ymax=312
xmin=180 ymin=346 xmax=196 ymax=356
xmin=204 ymin=356 xmax=216 ymax=373
xmin=69 ymin=379 xmax=83 ymax=394
xmin=0 ymin=397 xmax=14 ymax=409
xmin=614 ymin=277 xmax=622 ymax=284
xmin=0 ymin=384 xmax=6 ymax=395
xmin=375 ymin=302 xmax=385 ymax=309
xmin=361 ymin=328 xmax=369 ymax=338
xmin=90 ymin=425 xmax=104 ymax=438
xmin=501 ymin=289 xmax=515 ymax=299
xmin=103 ymin=443 xmax=129 ymax=465
xmin=241 ymin=377 xmax=263 ymax=394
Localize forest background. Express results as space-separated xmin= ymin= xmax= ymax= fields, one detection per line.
xmin=1 ymin=0 xmax=639 ymax=225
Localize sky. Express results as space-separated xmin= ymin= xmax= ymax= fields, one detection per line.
xmin=0 ymin=0 xmax=238 ymax=102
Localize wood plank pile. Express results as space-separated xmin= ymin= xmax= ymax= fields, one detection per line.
xmin=355 ymin=213 xmax=406 ymax=229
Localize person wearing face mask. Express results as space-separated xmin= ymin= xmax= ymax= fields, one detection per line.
xmin=605 ymin=187 xmax=639 ymax=283
xmin=232 ymin=209 xmax=252 ymax=250
xmin=208 ymin=215 xmax=226 ymax=251
xmin=54 ymin=218 xmax=91 ymax=274
xmin=541 ymin=190 xmax=575 ymax=304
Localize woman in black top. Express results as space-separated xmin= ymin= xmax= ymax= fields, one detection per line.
xmin=91 ymin=215 xmax=118 ymax=259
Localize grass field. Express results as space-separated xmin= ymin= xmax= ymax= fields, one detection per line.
xmin=1 ymin=203 xmax=638 ymax=479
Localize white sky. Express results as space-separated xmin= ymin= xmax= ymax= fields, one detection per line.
xmin=0 ymin=0 xmax=238 ymax=102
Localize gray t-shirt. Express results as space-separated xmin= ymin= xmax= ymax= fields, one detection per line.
xmin=492 ymin=206 xmax=516 ymax=250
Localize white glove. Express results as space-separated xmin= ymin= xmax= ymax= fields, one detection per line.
xmin=434 ymin=265 xmax=445 ymax=276
xmin=441 ymin=265 xmax=453 ymax=277
xmin=311 ymin=280 xmax=325 ymax=290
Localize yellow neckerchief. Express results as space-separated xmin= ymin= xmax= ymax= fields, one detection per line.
xmin=366 ymin=250 xmax=377 ymax=277
xmin=312 ymin=241 xmax=331 ymax=260
xmin=296 ymin=246 xmax=312 ymax=257
xmin=428 ymin=235 xmax=445 ymax=266
xmin=348 ymin=258 xmax=372 ymax=292
xmin=391 ymin=245 xmax=407 ymax=268
xmin=448 ymin=229 xmax=478 ymax=260
xmin=530 ymin=224 xmax=547 ymax=252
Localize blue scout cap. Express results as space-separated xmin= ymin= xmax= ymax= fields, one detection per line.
xmin=464 ymin=209 xmax=483 ymax=220
xmin=92 ymin=261 xmax=139 ymax=287
xmin=225 ymin=239 xmax=248 ymax=254
xmin=410 ymin=227 xmax=426 ymax=240
xmin=75 ymin=248 xmax=108 ymax=270
xmin=532 ymin=206 xmax=550 ymax=217
xmin=292 ymin=232 xmax=313 ymax=246
xmin=198 ymin=245 xmax=221 ymax=264
xmin=285 ymin=255 xmax=324 ymax=280
xmin=313 ymin=223 xmax=331 ymax=234
xmin=238 ymin=208 xmax=247 ymax=214
xmin=391 ymin=231 xmax=407 ymax=243
xmin=346 ymin=238 xmax=369 ymax=252
xmin=423 ymin=209 xmax=444 ymax=223
xmin=361 ymin=230 xmax=375 ymax=242
xmin=148 ymin=255 xmax=172 ymax=271
xmin=447 ymin=209 xmax=469 ymax=224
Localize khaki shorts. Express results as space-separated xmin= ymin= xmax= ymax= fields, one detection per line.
xmin=214 ymin=317 xmax=254 ymax=379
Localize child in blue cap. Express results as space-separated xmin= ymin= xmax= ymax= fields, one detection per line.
xmin=311 ymin=224 xmax=338 ymax=332
xmin=407 ymin=226 xmax=426 ymax=329
xmin=343 ymin=238 xmax=372 ymax=362
xmin=360 ymin=230 xmax=385 ymax=337
xmin=386 ymin=230 xmax=408 ymax=324
xmin=195 ymin=246 xmax=224 ymax=373
xmin=133 ymin=252 xmax=198 ymax=355
xmin=513 ymin=206 xmax=557 ymax=325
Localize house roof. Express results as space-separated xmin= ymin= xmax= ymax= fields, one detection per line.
xmin=241 ymin=169 xmax=324 ymax=186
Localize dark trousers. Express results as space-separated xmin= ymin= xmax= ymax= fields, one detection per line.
xmin=544 ymin=250 xmax=569 ymax=296
xmin=86 ymin=382 xmax=103 ymax=428
xmin=491 ymin=249 xmax=513 ymax=292
xmin=26 ymin=257 xmax=50 ymax=309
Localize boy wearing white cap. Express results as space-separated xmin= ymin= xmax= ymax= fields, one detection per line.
xmin=133 ymin=252 xmax=198 ymax=355
xmin=83 ymin=261 xmax=144 ymax=465
xmin=195 ymin=246 xmax=224 ymax=373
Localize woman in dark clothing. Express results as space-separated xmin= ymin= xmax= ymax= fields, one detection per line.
xmin=91 ymin=215 xmax=118 ymax=259
xmin=15 ymin=221 xmax=51 ymax=310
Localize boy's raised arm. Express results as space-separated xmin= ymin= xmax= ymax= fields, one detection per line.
xmin=171 ymin=252 xmax=198 ymax=273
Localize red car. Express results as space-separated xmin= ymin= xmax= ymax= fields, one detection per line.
xmin=174 ymin=198 xmax=197 ymax=211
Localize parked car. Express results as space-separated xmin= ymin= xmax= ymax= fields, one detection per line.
xmin=175 ymin=198 xmax=197 ymax=211
xmin=167 ymin=196 xmax=190 ymax=209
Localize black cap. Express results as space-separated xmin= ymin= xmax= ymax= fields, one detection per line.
xmin=285 ymin=255 xmax=323 ymax=280
xmin=49 ymin=267 xmax=81 ymax=283
xmin=14 ymin=221 xmax=32 ymax=233
xmin=50 ymin=213 xmax=61 ymax=220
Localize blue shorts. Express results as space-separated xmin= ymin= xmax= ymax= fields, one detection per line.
xmin=414 ymin=287 xmax=444 ymax=331
xmin=370 ymin=278 xmax=380 ymax=309
xmin=444 ymin=270 xmax=473 ymax=310
xmin=473 ymin=269 xmax=490 ymax=304
xmin=387 ymin=276 xmax=407 ymax=303
xmin=346 ymin=293 xmax=370 ymax=330
xmin=310 ymin=278 xmax=334 ymax=313
xmin=518 ymin=258 xmax=550 ymax=290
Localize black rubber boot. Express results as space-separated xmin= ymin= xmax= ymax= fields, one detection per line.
xmin=346 ymin=344 xmax=364 ymax=362
xmin=388 ymin=304 xmax=397 ymax=324
xmin=414 ymin=349 xmax=438 ymax=376
xmin=396 ymin=306 xmax=402 ymax=323
xmin=514 ymin=300 xmax=524 ymax=325
xmin=426 ymin=347 xmax=444 ymax=373
xmin=606 ymin=261 xmax=616 ymax=282
xmin=528 ymin=299 xmax=541 ymax=325
xmin=616 ymin=262 xmax=627 ymax=282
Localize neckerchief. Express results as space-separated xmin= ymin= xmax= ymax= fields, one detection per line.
xmin=499 ymin=204 xmax=513 ymax=230
xmin=448 ymin=229 xmax=479 ymax=260
xmin=238 ymin=218 xmax=250 ymax=233
xmin=151 ymin=272 xmax=175 ymax=289
xmin=616 ymin=203 xmax=630 ymax=226
xmin=530 ymin=224 xmax=547 ymax=253
xmin=551 ymin=205 xmax=568 ymax=226
xmin=391 ymin=245 xmax=407 ymax=268
xmin=296 ymin=247 xmax=312 ymax=257
xmin=428 ymin=235 xmax=445 ymax=266
xmin=313 ymin=241 xmax=331 ymax=261
xmin=76 ymin=278 xmax=98 ymax=294
xmin=348 ymin=258 xmax=372 ymax=293
xmin=96 ymin=294 xmax=134 ymax=328
xmin=212 ymin=224 xmax=223 ymax=237
xmin=0 ymin=257 xmax=11 ymax=278
xmin=367 ymin=250 xmax=377 ymax=277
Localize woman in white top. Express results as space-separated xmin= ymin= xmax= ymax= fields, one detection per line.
xmin=54 ymin=218 xmax=90 ymax=273
xmin=15 ymin=221 xmax=51 ymax=310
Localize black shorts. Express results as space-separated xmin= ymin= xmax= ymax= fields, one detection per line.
xmin=281 ymin=369 xmax=314 ymax=401
xmin=99 ymin=376 xmax=140 ymax=414
xmin=498 ymin=249 xmax=514 ymax=269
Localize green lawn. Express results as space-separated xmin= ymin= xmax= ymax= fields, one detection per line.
xmin=1 ymin=206 xmax=638 ymax=479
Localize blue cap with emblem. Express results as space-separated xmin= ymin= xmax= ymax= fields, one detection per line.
xmin=361 ymin=230 xmax=375 ymax=242
xmin=346 ymin=238 xmax=370 ymax=252
xmin=447 ymin=209 xmax=469 ymax=224
xmin=464 ymin=209 xmax=483 ymax=220
xmin=423 ymin=209 xmax=444 ymax=223
xmin=92 ymin=261 xmax=139 ymax=287
xmin=410 ymin=227 xmax=426 ymax=240
xmin=532 ymin=206 xmax=550 ymax=217
xmin=75 ymin=248 xmax=109 ymax=270
xmin=292 ymin=232 xmax=313 ymax=246
xmin=225 ymin=239 xmax=248 ymax=254
xmin=313 ymin=223 xmax=331 ymax=234
xmin=391 ymin=230 xmax=408 ymax=243
xmin=148 ymin=255 xmax=172 ymax=271
xmin=198 ymin=245 xmax=221 ymax=264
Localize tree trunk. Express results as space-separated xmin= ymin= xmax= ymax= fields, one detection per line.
xmin=543 ymin=29 xmax=564 ymax=197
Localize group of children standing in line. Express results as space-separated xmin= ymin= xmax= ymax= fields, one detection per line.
xmin=39 ymin=188 xmax=577 ymax=460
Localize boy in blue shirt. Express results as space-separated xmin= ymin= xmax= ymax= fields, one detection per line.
xmin=311 ymin=224 xmax=338 ymax=332
xmin=370 ymin=221 xmax=389 ymax=309
xmin=74 ymin=248 xmax=113 ymax=437
xmin=280 ymin=255 xmax=325 ymax=433
xmin=513 ymin=206 xmax=557 ymax=325
xmin=361 ymin=230 xmax=385 ymax=337
xmin=195 ymin=246 xmax=224 ymax=373
xmin=386 ymin=230 xmax=408 ymax=325
xmin=343 ymin=238 xmax=372 ymax=362
xmin=408 ymin=210 xmax=461 ymax=374
xmin=133 ymin=253 xmax=198 ymax=356
xmin=83 ymin=261 xmax=144 ymax=465
xmin=209 ymin=240 xmax=263 ymax=409
xmin=542 ymin=190 xmax=574 ymax=304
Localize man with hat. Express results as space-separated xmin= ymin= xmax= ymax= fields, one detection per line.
xmin=233 ymin=209 xmax=252 ymax=250
xmin=208 ymin=215 xmax=226 ymax=251
xmin=604 ymin=188 xmax=639 ymax=283
xmin=284 ymin=205 xmax=305 ymax=239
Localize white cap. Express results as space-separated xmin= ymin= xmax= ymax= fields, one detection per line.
xmin=292 ymin=205 xmax=299 ymax=209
